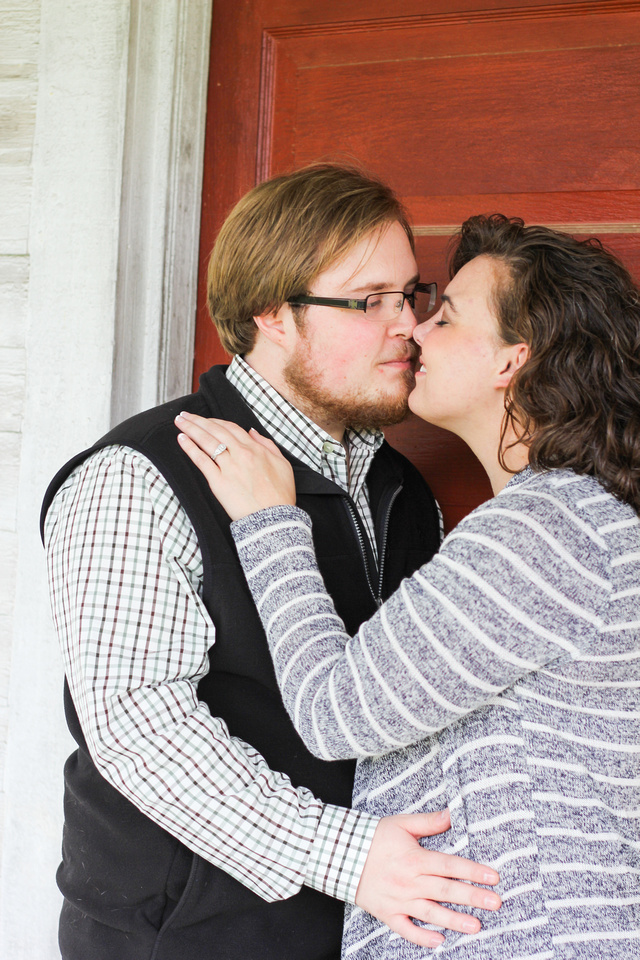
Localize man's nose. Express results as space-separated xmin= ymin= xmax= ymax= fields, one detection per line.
xmin=388 ymin=299 xmax=418 ymax=337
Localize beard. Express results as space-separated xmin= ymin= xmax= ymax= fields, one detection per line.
xmin=283 ymin=335 xmax=418 ymax=432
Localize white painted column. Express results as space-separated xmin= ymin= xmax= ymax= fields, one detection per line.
xmin=0 ymin=2 xmax=211 ymax=956
xmin=0 ymin=2 xmax=130 ymax=956
xmin=112 ymin=0 xmax=212 ymax=424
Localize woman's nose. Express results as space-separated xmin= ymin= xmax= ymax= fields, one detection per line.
xmin=412 ymin=318 xmax=430 ymax=345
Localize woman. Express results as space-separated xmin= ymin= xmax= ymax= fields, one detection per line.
xmin=176 ymin=215 xmax=640 ymax=958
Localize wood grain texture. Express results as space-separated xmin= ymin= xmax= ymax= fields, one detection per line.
xmin=197 ymin=0 xmax=640 ymax=529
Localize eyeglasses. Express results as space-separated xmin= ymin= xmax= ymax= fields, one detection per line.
xmin=287 ymin=281 xmax=437 ymax=323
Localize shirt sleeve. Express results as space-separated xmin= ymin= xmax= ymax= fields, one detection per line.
xmin=230 ymin=499 xmax=610 ymax=760
xmin=44 ymin=446 xmax=378 ymax=903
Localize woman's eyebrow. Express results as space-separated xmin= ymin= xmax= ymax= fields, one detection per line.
xmin=441 ymin=293 xmax=458 ymax=312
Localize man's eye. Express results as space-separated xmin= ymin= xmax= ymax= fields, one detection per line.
xmin=367 ymin=297 xmax=384 ymax=311
xmin=434 ymin=319 xmax=448 ymax=327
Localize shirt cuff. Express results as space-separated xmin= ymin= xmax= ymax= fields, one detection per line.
xmin=305 ymin=804 xmax=379 ymax=903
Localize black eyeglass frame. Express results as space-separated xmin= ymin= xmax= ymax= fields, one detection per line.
xmin=287 ymin=281 xmax=437 ymax=317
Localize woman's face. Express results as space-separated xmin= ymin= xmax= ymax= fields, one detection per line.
xmin=409 ymin=256 xmax=512 ymax=436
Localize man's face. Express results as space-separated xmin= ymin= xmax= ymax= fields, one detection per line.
xmin=282 ymin=221 xmax=420 ymax=437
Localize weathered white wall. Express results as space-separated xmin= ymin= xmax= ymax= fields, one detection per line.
xmin=0 ymin=0 xmax=41 ymax=849
xmin=0 ymin=2 xmax=129 ymax=956
xmin=0 ymin=2 xmax=210 ymax=956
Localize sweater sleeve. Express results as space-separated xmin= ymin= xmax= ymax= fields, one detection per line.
xmin=231 ymin=497 xmax=610 ymax=760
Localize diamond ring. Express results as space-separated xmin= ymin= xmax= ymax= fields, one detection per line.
xmin=210 ymin=442 xmax=228 ymax=462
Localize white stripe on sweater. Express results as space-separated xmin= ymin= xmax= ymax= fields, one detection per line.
xmin=517 ymin=685 xmax=640 ymax=718
xmin=502 ymin=489 xmax=608 ymax=548
xmin=400 ymin=578 xmax=503 ymax=694
xmin=521 ymin=720 xmax=640 ymax=753
xmin=470 ymin=505 xmax=610 ymax=588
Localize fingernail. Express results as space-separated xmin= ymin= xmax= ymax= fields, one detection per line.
xmin=483 ymin=892 xmax=501 ymax=909
xmin=483 ymin=870 xmax=499 ymax=884
xmin=462 ymin=918 xmax=480 ymax=933
xmin=436 ymin=809 xmax=448 ymax=820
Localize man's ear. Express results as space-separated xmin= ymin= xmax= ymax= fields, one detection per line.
xmin=495 ymin=342 xmax=529 ymax=389
xmin=253 ymin=304 xmax=291 ymax=346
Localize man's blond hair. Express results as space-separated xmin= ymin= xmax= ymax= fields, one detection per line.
xmin=207 ymin=163 xmax=414 ymax=355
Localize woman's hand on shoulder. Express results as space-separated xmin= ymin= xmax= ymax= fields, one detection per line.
xmin=175 ymin=412 xmax=295 ymax=521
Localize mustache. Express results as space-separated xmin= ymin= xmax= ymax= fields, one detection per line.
xmin=393 ymin=342 xmax=420 ymax=363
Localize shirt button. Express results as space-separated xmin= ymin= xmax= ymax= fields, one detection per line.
xmin=322 ymin=441 xmax=335 ymax=454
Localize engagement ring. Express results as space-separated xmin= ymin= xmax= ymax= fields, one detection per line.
xmin=210 ymin=443 xmax=228 ymax=462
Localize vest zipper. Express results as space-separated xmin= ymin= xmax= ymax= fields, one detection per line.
xmin=343 ymin=499 xmax=380 ymax=607
xmin=343 ymin=481 xmax=402 ymax=609
xmin=376 ymin=484 xmax=402 ymax=600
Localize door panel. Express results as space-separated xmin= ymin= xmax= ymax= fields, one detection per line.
xmin=197 ymin=0 xmax=640 ymax=531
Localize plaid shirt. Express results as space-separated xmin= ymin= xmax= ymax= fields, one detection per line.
xmin=227 ymin=355 xmax=384 ymax=557
xmin=44 ymin=357 xmax=382 ymax=904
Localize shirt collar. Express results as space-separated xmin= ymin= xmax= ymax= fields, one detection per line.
xmin=225 ymin=355 xmax=383 ymax=479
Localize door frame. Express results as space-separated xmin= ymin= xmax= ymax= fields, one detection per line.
xmin=110 ymin=0 xmax=212 ymax=425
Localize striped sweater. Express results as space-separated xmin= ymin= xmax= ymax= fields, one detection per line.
xmin=231 ymin=467 xmax=640 ymax=959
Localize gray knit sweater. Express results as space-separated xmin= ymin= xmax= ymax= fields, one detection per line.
xmin=231 ymin=468 xmax=640 ymax=959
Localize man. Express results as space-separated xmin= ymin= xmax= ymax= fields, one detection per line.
xmin=42 ymin=164 xmax=496 ymax=960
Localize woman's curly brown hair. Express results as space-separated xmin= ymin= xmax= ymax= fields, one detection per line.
xmin=450 ymin=214 xmax=640 ymax=513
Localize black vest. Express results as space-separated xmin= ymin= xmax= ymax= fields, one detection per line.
xmin=41 ymin=366 xmax=441 ymax=960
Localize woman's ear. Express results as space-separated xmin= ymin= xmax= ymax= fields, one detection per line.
xmin=495 ymin=342 xmax=529 ymax=389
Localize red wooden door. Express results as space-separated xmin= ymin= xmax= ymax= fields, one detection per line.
xmin=196 ymin=0 xmax=640 ymax=532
